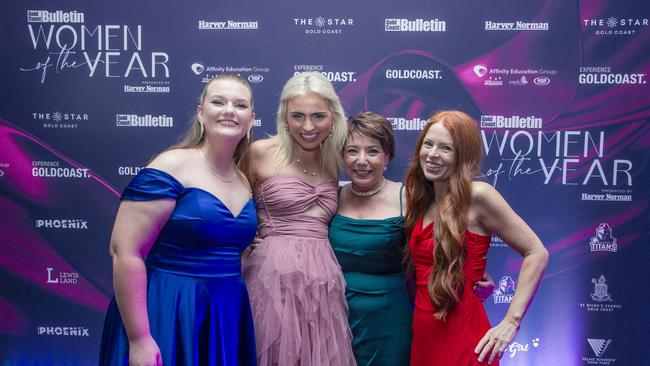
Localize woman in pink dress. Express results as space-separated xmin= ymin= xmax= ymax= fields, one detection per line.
xmin=242 ymin=72 xmax=356 ymax=366
xmin=404 ymin=110 xmax=549 ymax=365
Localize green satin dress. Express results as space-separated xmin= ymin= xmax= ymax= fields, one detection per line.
xmin=328 ymin=187 xmax=412 ymax=366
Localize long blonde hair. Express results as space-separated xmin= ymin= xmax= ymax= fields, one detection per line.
xmin=169 ymin=73 xmax=254 ymax=163
xmin=273 ymin=72 xmax=347 ymax=178
xmin=404 ymin=110 xmax=482 ymax=320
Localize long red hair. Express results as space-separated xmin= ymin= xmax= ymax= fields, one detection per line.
xmin=404 ymin=110 xmax=482 ymax=320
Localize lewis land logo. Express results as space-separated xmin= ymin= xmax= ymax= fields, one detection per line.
xmin=492 ymin=276 xmax=515 ymax=304
xmin=46 ymin=267 xmax=79 ymax=284
xmin=589 ymin=223 xmax=618 ymax=252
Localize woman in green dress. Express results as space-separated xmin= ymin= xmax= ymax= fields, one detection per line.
xmin=329 ymin=111 xmax=410 ymax=365
xmin=329 ymin=112 xmax=494 ymax=366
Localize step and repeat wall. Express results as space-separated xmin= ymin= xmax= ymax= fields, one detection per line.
xmin=1 ymin=0 xmax=648 ymax=364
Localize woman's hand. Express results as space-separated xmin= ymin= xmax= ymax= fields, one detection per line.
xmin=474 ymin=317 xmax=520 ymax=364
xmin=242 ymin=236 xmax=263 ymax=260
xmin=129 ymin=335 xmax=162 ymax=366
xmin=473 ymin=272 xmax=495 ymax=302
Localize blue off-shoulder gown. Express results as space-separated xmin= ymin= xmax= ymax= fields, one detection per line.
xmin=99 ymin=168 xmax=257 ymax=366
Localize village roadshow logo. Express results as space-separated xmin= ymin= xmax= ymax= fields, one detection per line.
xmin=385 ymin=18 xmax=446 ymax=32
xmin=584 ymin=339 xmax=615 ymax=365
xmin=485 ymin=21 xmax=549 ymax=31
xmin=293 ymin=17 xmax=354 ymax=35
xmin=197 ymin=19 xmax=259 ymax=30
xmin=22 ymin=10 xmax=170 ymax=87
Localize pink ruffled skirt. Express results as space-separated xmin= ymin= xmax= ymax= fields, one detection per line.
xmin=243 ymin=235 xmax=356 ymax=366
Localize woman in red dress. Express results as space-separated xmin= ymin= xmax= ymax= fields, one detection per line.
xmin=404 ymin=110 xmax=549 ymax=365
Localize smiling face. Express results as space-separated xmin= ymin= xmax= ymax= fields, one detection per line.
xmin=419 ymin=122 xmax=456 ymax=184
xmin=197 ymin=78 xmax=254 ymax=141
xmin=286 ymin=92 xmax=335 ymax=152
xmin=344 ymin=131 xmax=388 ymax=191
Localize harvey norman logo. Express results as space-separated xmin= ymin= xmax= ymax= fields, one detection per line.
xmin=116 ymin=114 xmax=173 ymax=127
xmin=485 ymin=21 xmax=549 ymax=31
xmin=198 ymin=20 xmax=258 ymax=30
xmin=480 ymin=115 xmax=542 ymax=129
xmin=27 ymin=10 xmax=84 ymax=23
xmin=385 ymin=18 xmax=446 ymax=32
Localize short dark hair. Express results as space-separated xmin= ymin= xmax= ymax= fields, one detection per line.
xmin=346 ymin=111 xmax=395 ymax=160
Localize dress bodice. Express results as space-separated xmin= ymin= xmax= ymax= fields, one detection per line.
xmin=409 ymin=215 xmax=491 ymax=312
xmin=254 ymin=175 xmax=338 ymax=239
xmin=122 ymin=168 xmax=258 ymax=277
xmin=329 ymin=214 xmax=406 ymax=275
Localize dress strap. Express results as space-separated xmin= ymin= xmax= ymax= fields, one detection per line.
xmin=399 ymin=185 xmax=404 ymax=216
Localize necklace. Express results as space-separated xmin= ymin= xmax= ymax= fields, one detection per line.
xmin=295 ymin=158 xmax=317 ymax=176
xmin=349 ymin=177 xmax=386 ymax=197
xmin=198 ymin=149 xmax=236 ymax=183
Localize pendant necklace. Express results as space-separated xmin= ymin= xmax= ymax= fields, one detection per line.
xmin=198 ymin=149 xmax=236 ymax=183
xmin=295 ymin=158 xmax=317 ymax=176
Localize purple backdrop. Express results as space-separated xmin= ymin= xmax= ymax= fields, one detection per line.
xmin=1 ymin=0 xmax=648 ymax=364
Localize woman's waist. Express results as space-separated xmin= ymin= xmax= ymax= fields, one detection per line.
xmin=146 ymin=243 xmax=244 ymax=278
xmin=343 ymin=271 xmax=407 ymax=292
xmin=258 ymin=221 xmax=330 ymax=238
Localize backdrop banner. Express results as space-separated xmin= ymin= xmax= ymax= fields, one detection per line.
xmin=1 ymin=1 xmax=648 ymax=364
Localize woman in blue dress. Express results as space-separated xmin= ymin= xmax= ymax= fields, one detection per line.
xmin=99 ymin=74 xmax=258 ymax=366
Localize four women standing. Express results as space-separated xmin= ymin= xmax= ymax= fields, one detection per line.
xmin=100 ymin=71 xmax=547 ymax=365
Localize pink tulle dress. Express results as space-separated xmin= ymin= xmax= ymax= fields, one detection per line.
xmin=243 ymin=175 xmax=356 ymax=366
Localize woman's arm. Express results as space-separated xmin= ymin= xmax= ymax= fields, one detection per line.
xmin=471 ymin=182 xmax=549 ymax=364
xmin=110 ymin=198 xmax=175 ymax=366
